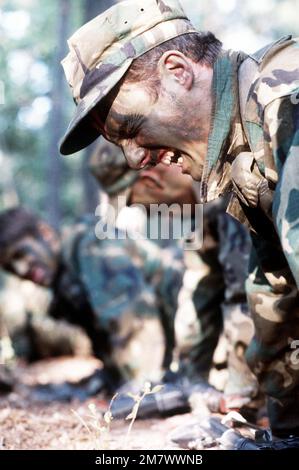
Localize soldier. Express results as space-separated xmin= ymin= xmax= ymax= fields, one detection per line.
xmin=0 ymin=206 xmax=183 ymax=394
xmin=59 ymin=0 xmax=299 ymax=443
xmin=89 ymin=140 xmax=259 ymax=419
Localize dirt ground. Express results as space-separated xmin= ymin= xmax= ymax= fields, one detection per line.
xmin=0 ymin=357 xmax=193 ymax=450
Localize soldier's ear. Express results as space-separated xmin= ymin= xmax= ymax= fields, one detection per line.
xmin=158 ymin=51 xmax=194 ymax=90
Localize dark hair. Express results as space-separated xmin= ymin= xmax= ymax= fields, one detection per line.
xmin=125 ymin=32 xmax=222 ymax=96
xmin=0 ymin=207 xmax=40 ymax=258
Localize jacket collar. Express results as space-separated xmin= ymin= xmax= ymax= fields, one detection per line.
xmin=198 ymin=49 xmax=248 ymax=204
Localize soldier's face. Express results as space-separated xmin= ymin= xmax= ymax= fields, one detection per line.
xmin=130 ymin=162 xmax=196 ymax=206
xmin=92 ymin=54 xmax=213 ymax=181
xmin=3 ymin=227 xmax=60 ymax=287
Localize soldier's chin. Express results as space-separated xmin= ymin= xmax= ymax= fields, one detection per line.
xmin=42 ymin=272 xmax=54 ymax=287
xmin=187 ymin=164 xmax=203 ymax=182
xmin=29 ymin=267 xmax=53 ymax=287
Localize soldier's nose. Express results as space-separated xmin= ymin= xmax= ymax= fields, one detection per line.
xmin=122 ymin=145 xmax=151 ymax=169
xmin=12 ymin=259 xmax=29 ymax=277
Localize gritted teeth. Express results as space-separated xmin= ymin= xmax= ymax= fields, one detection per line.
xmin=164 ymin=151 xmax=175 ymax=158
xmin=161 ymin=156 xmax=171 ymax=166
xmin=160 ymin=151 xmax=173 ymax=166
xmin=176 ymin=156 xmax=184 ymax=167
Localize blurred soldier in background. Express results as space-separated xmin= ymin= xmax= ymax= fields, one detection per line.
xmin=89 ymin=141 xmax=186 ymax=375
xmin=89 ymin=140 xmax=259 ymax=419
xmin=0 ymin=205 xmax=184 ymax=396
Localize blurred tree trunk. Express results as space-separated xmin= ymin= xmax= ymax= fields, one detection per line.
xmin=45 ymin=0 xmax=71 ymax=228
xmin=81 ymin=0 xmax=115 ymax=213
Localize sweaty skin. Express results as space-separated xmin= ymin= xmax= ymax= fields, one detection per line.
xmin=91 ymin=52 xmax=213 ymax=181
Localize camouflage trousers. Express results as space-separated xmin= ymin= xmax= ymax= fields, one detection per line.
xmin=181 ymin=203 xmax=258 ymax=401
xmin=186 ymin=246 xmax=224 ymax=379
xmin=181 ymin=201 xmax=258 ymax=399
xmin=246 ymin=238 xmax=299 ymax=434
xmin=218 ymin=211 xmax=258 ymax=399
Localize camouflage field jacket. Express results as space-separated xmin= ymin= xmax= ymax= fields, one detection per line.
xmin=198 ymin=37 xmax=299 ymax=410
xmin=199 ymin=36 xmax=299 ymax=287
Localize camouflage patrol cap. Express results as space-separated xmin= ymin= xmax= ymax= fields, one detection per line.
xmin=59 ymin=0 xmax=196 ymax=155
xmin=89 ymin=139 xmax=139 ymax=195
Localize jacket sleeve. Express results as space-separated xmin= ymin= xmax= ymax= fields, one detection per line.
xmin=77 ymin=236 xmax=147 ymax=329
xmin=264 ymin=95 xmax=299 ymax=287
xmin=130 ymin=237 xmax=184 ymax=314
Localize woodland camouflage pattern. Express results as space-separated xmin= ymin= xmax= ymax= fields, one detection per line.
xmin=185 ymin=199 xmax=258 ymax=406
xmin=199 ymin=36 xmax=299 ymax=433
xmin=52 ymin=216 xmax=183 ymax=379
xmin=217 ymin=210 xmax=258 ymax=402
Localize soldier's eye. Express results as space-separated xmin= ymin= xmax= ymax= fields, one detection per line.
xmin=120 ymin=113 xmax=144 ymax=139
xmin=12 ymin=249 xmax=27 ymax=260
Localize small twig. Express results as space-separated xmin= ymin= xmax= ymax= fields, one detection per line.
xmin=72 ymin=394 xmax=118 ymax=450
xmin=124 ymin=382 xmax=163 ymax=449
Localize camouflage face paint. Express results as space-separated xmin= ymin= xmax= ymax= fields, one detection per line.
xmin=4 ymin=236 xmax=59 ymax=287
xmin=93 ymin=78 xmax=210 ymax=179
